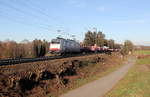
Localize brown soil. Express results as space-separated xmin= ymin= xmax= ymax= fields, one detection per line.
xmin=137 ymin=55 xmax=150 ymax=59
xmin=0 ymin=53 xmax=124 ymax=97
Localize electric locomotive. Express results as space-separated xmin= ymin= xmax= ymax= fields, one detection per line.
xmin=49 ymin=37 xmax=80 ymax=54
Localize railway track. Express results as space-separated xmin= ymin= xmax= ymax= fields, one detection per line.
xmin=0 ymin=52 xmax=111 ymax=66
xmin=0 ymin=56 xmax=65 ymax=66
xmin=0 ymin=54 xmax=89 ymax=66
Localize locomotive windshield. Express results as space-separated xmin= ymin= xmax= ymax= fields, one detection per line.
xmin=51 ymin=41 xmax=60 ymax=44
xmin=51 ymin=39 xmax=60 ymax=44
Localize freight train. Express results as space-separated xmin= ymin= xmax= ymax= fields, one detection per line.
xmin=49 ymin=37 xmax=119 ymax=55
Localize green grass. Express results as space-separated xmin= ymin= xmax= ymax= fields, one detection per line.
xmin=134 ymin=50 xmax=150 ymax=55
xmin=105 ymin=57 xmax=150 ymax=97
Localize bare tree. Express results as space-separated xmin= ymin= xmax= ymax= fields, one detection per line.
xmin=96 ymin=31 xmax=105 ymax=47
xmin=107 ymin=39 xmax=115 ymax=49
xmin=121 ymin=40 xmax=134 ymax=55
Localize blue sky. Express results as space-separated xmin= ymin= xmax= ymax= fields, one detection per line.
xmin=0 ymin=0 xmax=150 ymax=45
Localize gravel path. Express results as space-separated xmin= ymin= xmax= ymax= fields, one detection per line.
xmin=60 ymin=56 xmax=136 ymax=97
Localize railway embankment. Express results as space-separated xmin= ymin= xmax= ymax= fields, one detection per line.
xmin=0 ymin=53 xmax=126 ymax=97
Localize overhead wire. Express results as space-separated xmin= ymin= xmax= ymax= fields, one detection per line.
xmin=0 ymin=0 xmax=74 ymax=38
xmin=24 ymin=0 xmax=65 ymax=26
xmin=0 ymin=0 xmax=55 ymax=29
xmin=0 ymin=10 xmax=55 ymax=33
xmin=22 ymin=0 xmax=72 ymax=36
xmin=6 ymin=0 xmax=65 ymax=30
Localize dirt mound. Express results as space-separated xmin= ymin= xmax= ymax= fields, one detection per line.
xmin=0 ymin=53 xmax=124 ymax=97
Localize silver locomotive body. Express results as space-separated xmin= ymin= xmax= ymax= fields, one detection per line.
xmin=50 ymin=38 xmax=80 ymax=54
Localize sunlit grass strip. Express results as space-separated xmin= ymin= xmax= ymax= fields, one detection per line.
xmin=134 ymin=50 xmax=150 ymax=55
xmin=105 ymin=57 xmax=150 ymax=97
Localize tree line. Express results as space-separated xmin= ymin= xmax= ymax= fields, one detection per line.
xmin=83 ymin=29 xmax=134 ymax=55
xmin=0 ymin=29 xmax=134 ymax=59
xmin=83 ymin=30 xmax=121 ymax=49
xmin=135 ymin=45 xmax=150 ymax=50
xmin=0 ymin=39 xmax=49 ymax=59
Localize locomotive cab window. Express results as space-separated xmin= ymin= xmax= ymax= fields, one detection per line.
xmin=51 ymin=40 xmax=60 ymax=44
xmin=51 ymin=41 xmax=60 ymax=44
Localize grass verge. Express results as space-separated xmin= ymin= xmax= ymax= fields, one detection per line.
xmin=105 ymin=56 xmax=150 ymax=97
xmin=134 ymin=50 xmax=150 ymax=55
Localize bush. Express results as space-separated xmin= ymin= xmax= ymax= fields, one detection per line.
xmin=121 ymin=40 xmax=134 ymax=55
xmin=32 ymin=39 xmax=49 ymax=57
